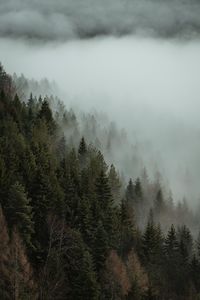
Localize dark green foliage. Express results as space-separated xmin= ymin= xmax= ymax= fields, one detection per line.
xmin=6 ymin=182 xmax=34 ymax=247
xmin=108 ymin=164 xmax=121 ymax=201
xmin=95 ymin=170 xmax=116 ymax=244
xmin=78 ymin=136 xmax=87 ymax=156
xmin=93 ymin=221 xmax=109 ymax=272
xmin=38 ymin=99 xmax=56 ymax=133
xmin=154 ymin=189 xmax=165 ymax=215
xmin=190 ymin=255 xmax=200 ymax=294
xmin=95 ymin=170 xmax=112 ymax=210
xmin=119 ymin=198 xmax=135 ymax=257
xmin=126 ymin=178 xmax=135 ymax=204
xmin=142 ymin=212 xmax=161 ymax=264
xmin=135 ymin=177 xmax=142 ymax=199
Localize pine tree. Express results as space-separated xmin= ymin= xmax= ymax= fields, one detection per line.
xmin=64 ymin=173 xmax=81 ymax=228
xmin=177 ymin=225 xmax=193 ymax=261
xmin=93 ymin=221 xmax=109 ymax=272
xmin=0 ymin=206 xmax=12 ymax=300
xmin=154 ymin=189 xmax=165 ymax=215
xmin=135 ymin=177 xmax=142 ymax=199
xmin=57 ymin=134 xmax=66 ymax=161
xmin=78 ymin=137 xmax=87 ymax=169
xmin=142 ymin=212 xmax=158 ymax=264
xmin=78 ymin=137 xmax=87 ymax=156
xmin=6 ymin=182 xmax=34 ymax=248
xmin=38 ymin=99 xmax=56 ymax=133
xmin=108 ymin=164 xmax=121 ymax=202
xmin=126 ymin=179 xmax=135 ymax=205
xmin=30 ymin=169 xmax=53 ymax=261
xmin=196 ymin=230 xmax=200 ymax=260
xmin=95 ymin=170 xmax=115 ymax=240
xmin=95 ymin=170 xmax=112 ymax=209
xmin=78 ymin=196 xmax=93 ymax=244
xmin=38 ymin=99 xmax=53 ymax=123
xmin=0 ymin=155 xmax=9 ymax=207
xmin=163 ymin=225 xmax=180 ymax=297
xmin=164 ymin=224 xmax=179 ymax=259
xmin=142 ymin=213 xmax=164 ymax=298
xmin=119 ymin=198 xmax=135 ymax=257
xmin=176 ymin=225 xmax=193 ymax=296
xmin=190 ymin=255 xmax=200 ymax=294
xmin=75 ymin=250 xmax=99 ymax=300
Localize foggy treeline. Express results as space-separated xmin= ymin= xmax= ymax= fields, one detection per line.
xmin=1 ymin=64 xmax=200 ymax=299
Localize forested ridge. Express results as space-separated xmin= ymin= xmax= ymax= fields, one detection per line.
xmin=1 ymin=64 xmax=200 ymax=299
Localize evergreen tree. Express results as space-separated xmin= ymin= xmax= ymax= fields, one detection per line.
xmin=75 ymin=250 xmax=100 ymax=300
xmin=119 ymin=198 xmax=135 ymax=257
xmin=190 ymin=255 xmax=200 ymax=294
xmin=125 ymin=178 xmax=135 ymax=205
xmin=177 ymin=225 xmax=193 ymax=261
xmin=154 ymin=189 xmax=165 ymax=216
xmin=0 ymin=206 xmax=12 ymax=300
xmin=57 ymin=134 xmax=67 ymax=161
xmin=6 ymin=182 xmax=34 ymax=248
xmin=95 ymin=170 xmax=115 ymax=240
xmin=142 ymin=212 xmax=158 ymax=264
xmin=95 ymin=170 xmax=112 ymax=209
xmin=78 ymin=136 xmax=87 ymax=156
xmin=163 ymin=225 xmax=180 ymax=297
xmin=78 ymin=196 xmax=93 ymax=244
xmin=38 ymin=99 xmax=56 ymax=133
xmin=78 ymin=137 xmax=87 ymax=169
xmin=135 ymin=177 xmax=142 ymax=199
xmin=93 ymin=221 xmax=109 ymax=272
xmin=164 ymin=224 xmax=179 ymax=261
xmin=108 ymin=164 xmax=121 ymax=202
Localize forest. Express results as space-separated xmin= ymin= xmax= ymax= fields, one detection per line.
xmin=1 ymin=64 xmax=200 ymax=300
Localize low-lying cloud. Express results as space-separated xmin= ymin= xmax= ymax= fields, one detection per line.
xmin=1 ymin=0 xmax=200 ymax=41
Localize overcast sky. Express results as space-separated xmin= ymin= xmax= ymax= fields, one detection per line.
xmin=1 ymin=0 xmax=200 ymax=41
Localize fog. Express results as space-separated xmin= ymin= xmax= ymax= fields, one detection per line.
xmin=1 ymin=0 xmax=200 ymax=40
xmin=1 ymin=0 xmax=200 ymax=206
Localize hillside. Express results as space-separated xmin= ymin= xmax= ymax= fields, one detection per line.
xmin=0 ymin=65 xmax=200 ymax=299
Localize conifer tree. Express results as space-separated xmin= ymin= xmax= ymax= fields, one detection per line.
xmin=126 ymin=179 xmax=135 ymax=204
xmin=163 ymin=225 xmax=180 ymax=296
xmin=0 ymin=206 xmax=12 ymax=300
xmin=77 ymin=196 xmax=93 ymax=244
xmin=164 ymin=224 xmax=179 ymax=259
xmin=119 ymin=198 xmax=135 ymax=257
xmin=154 ymin=189 xmax=165 ymax=215
xmin=95 ymin=169 xmax=112 ymax=203
xmin=142 ymin=212 xmax=158 ymax=264
xmin=6 ymin=182 xmax=34 ymax=248
xmin=38 ymin=99 xmax=56 ymax=133
xmin=57 ymin=134 xmax=67 ymax=161
xmin=177 ymin=225 xmax=193 ymax=261
xmin=78 ymin=136 xmax=87 ymax=156
xmin=75 ymin=250 xmax=100 ymax=300
xmin=93 ymin=221 xmax=109 ymax=272
xmin=78 ymin=137 xmax=88 ymax=169
xmin=190 ymin=255 xmax=200 ymax=294
xmin=108 ymin=164 xmax=121 ymax=202
xmin=95 ymin=170 xmax=115 ymax=239
xmin=135 ymin=177 xmax=142 ymax=199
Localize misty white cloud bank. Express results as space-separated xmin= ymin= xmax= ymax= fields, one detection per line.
xmin=1 ymin=0 xmax=200 ymax=40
